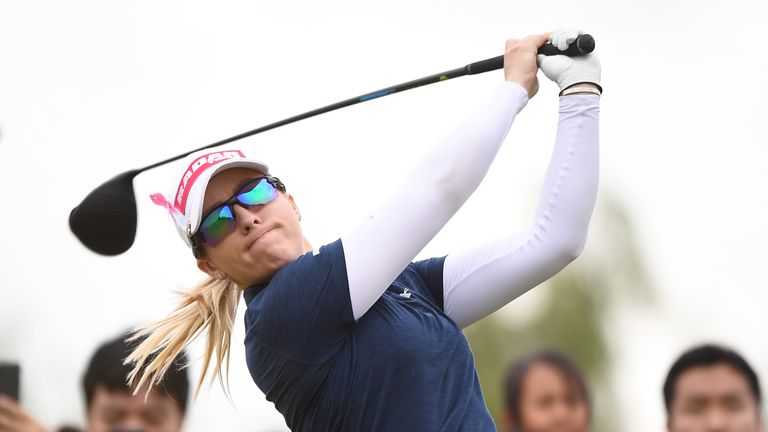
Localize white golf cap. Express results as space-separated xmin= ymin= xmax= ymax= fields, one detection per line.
xmin=150 ymin=148 xmax=270 ymax=248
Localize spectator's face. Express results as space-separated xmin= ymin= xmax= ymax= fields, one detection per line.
xmin=668 ymin=363 xmax=763 ymax=432
xmin=516 ymin=362 xmax=589 ymax=432
xmin=86 ymin=386 xmax=184 ymax=432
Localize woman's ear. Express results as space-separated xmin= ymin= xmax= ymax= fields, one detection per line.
xmin=287 ymin=194 xmax=301 ymax=221
xmin=197 ymin=259 xmax=225 ymax=280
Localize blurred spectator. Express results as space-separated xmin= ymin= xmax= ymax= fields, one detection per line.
xmin=0 ymin=395 xmax=47 ymax=432
xmin=0 ymin=331 xmax=189 ymax=432
xmin=664 ymin=343 xmax=762 ymax=432
xmin=83 ymin=331 xmax=189 ymax=432
xmin=500 ymin=350 xmax=590 ymax=432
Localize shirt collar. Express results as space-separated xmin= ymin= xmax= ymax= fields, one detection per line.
xmin=243 ymin=282 xmax=268 ymax=304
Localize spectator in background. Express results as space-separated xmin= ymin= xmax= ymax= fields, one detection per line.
xmin=0 ymin=331 xmax=189 ymax=432
xmin=83 ymin=331 xmax=189 ymax=432
xmin=664 ymin=344 xmax=763 ymax=432
xmin=0 ymin=396 xmax=47 ymax=432
xmin=500 ymin=350 xmax=590 ymax=432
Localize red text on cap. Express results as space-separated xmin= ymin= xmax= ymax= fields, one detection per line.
xmin=175 ymin=150 xmax=246 ymax=213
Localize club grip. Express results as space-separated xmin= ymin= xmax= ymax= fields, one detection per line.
xmin=466 ymin=34 xmax=595 ymax=75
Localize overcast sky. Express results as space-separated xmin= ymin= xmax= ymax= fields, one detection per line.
xmin=1 ymin=0 xmax=767 ymax=430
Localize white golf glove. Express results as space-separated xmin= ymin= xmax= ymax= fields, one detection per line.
xmin=537 ymin=28 xmax=601 ymax=92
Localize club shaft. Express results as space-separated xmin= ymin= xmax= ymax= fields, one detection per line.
xmin=139 ymin=34 xmax=594 ymax=172
xmin=139 ymin=66 xmax=470 ymax=172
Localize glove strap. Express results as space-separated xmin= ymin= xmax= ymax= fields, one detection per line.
xmin=560 ymin=83 xmax=602 ymax=97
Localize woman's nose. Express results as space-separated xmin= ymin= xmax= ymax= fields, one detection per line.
xmin=233 ymin=204 xmax=263 ymax=231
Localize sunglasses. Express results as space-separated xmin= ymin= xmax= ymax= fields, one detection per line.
xmin=191 ymin=176 xmax=286 ymax=248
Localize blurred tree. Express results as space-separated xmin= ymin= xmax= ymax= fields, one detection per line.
xmin=465 ymin=195 xmax=654 ymax=431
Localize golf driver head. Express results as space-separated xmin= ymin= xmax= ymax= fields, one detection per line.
xmin=69 ymin=170 xmax=140 ymax=256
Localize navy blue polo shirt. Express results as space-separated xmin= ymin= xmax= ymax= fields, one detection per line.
xmin=243 ymin=239 xmax=494 ymax=431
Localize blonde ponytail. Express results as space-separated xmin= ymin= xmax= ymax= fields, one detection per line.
xmin=125 ymin=276 xmax=241 ymax=399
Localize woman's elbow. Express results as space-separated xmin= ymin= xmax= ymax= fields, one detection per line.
xmin=430 ymin=171 xmax=479 ymax=212
xmin=552 ymin=231 xmax=588 ymax=266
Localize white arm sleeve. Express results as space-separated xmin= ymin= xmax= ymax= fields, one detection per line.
xmin=341 ymin=82 xmax=529 ymax=321
xmin=442 ymin=94 xmax=600 ymax=329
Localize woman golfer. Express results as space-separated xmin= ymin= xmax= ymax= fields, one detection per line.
xmin=127 ymin=28 xmax=602 ymax=431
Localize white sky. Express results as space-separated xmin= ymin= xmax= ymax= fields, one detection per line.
xmin=1 ymin=0 xmax=767 ymax=430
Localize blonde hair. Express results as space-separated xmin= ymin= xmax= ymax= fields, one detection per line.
xmin=125 ymin=275 xmax=241 ymax=399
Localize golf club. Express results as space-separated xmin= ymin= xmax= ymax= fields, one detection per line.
xmin=70 ymin=34 xmax=595 ymax=256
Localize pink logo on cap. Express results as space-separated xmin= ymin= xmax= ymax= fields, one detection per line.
xmin=175 ymin=150 xmax=246 ymax=213
xmin=150 ymin=193 xmax=174 ymax=213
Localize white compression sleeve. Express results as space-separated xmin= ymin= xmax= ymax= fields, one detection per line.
xmin=341 ymin=82 xmax=529 ymax=321
xmin=442 ymin=94 xmax=600 ymax=329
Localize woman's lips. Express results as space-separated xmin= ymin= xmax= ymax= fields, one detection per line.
xmin=248 ymin=227 xmax=275 ymax=250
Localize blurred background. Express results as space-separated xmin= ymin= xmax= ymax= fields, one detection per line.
xmin=0 ymin=0 xmax=766 ymax=430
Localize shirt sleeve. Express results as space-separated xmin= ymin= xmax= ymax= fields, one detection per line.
xmin=411 ymin=257 xmax=447 ymax=310
xmin=246 ymin=239 xmax=355 ymax=363
xmin=441 ymin=94 xmax=600 ymax=329
xmin=341 ymin=82 xmax=530 ymax=321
